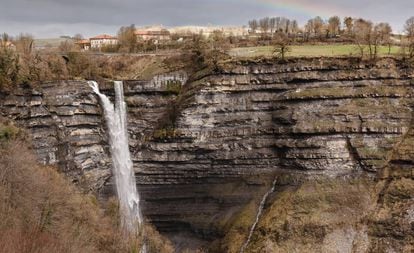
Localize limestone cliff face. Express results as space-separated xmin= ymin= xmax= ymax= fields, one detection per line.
xmin=0 ymin=81 xmax=111 ymax=191
xmin=1 ymin=58 xmax=413 ymax=252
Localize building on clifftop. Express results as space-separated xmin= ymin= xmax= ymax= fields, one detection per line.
xmin=89 ymin=34 xmax=118 ymax=49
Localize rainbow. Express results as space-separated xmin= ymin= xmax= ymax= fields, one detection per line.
xmin=257 ymin=0 xmax=346 ymax=19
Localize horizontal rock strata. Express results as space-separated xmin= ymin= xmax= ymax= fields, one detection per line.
xmin=1 ymin=58 xmax=413 ymax=250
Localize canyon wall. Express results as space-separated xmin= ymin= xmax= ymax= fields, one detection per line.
xmin=1 ymin=58 xmax=413 ymax=252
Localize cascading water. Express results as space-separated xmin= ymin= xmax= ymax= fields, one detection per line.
xmin=239 ymin=177 xmax=278 ymax=253
xmin=89 ymin=81 xmax=145 ymax=251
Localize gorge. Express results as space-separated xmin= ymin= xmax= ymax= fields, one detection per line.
xmin=1 ymin=57 xmax=414 ymax=252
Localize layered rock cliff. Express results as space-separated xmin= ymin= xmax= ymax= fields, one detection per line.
xmin=1 ymin=58 xmax=413 ymax=252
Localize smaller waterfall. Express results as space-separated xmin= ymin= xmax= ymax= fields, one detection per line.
xmin=89 ymin=81 xmax=146 ymax=253
xmin=239 ymin=178 xmax=278 ymax=253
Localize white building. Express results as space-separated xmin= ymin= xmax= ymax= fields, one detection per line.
xmin=89 ymin=34 xmax=118 ymax=49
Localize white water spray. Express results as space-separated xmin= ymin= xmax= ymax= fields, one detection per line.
xmin=240 ymin=178 xmax=278 ymax=253
xmin=88 ymin=81 xmax=144 ymax=238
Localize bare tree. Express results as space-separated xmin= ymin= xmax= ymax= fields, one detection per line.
xmin=259 ymin=17 xmax=270 ymax=35
xmin=291 ymin=20 xmax=299 ymax=34
xmin=375 ymin=23 xmax=393 ymax=54
xmin=248 ymin=19 xmax=258 ymax=34
xmin=291 ymin=20 xmax=299 ymax=40
xmin=313 ymin=17 xmax=325 ymax=37
xmin=279 ymin=17 xmax=289 ymax=33
xmin=353 ymin=18 xmax=379 ymax=59
xmin=304 ymin=21 xmax=312 ymax=41
xmin=272 ymin=33 xmax=291 ymax=61
xmin=285 ymin=19 xmax=291 ymax=34
xmin=354 ymin=19 xmax=369 ymax=57
xmin=267 ymin=17 xmax=297 ymax=37
xmin=118 ymin=24 xmax=137 ymax=53
xmin=270 ymin=18 xmax=277 ymax=36
xmin=275 ymin=17 xmax=282 ymax=32
xmin=306 ymin=16 xmax=325 ymax=38
xmin=328 ymin=16 xmax=341 ymax=37
xmin=404 ymin=17 xmax=414 ymax=58
xmin=73 ymin=34 xmax=84 ymax=41
xmin=344 ymin=17 xmax=354 ymax=35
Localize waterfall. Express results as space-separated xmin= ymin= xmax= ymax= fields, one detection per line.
xmin=239 ymin=178 xmax=278 ymax=253
xmin=88 ymin=81 xmax=145 ymax=241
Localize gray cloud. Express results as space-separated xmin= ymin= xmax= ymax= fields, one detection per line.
xmin=0 ymin=0 xmax=412 ymax=37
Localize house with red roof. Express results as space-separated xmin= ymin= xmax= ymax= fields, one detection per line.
xmin=75 ymin=39 xmax=91 ymax=51
xmin=89 ymin=34 xmax=118 ymax=49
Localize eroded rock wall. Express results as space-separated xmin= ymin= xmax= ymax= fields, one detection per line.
xmin=1 ymin=58 xmax=413 ymax=252
xmin=0 ymin=81 xmax=111 ymax=191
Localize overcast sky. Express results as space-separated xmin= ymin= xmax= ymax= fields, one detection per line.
xmin=0 ymin=0 xmax=413 ymax=38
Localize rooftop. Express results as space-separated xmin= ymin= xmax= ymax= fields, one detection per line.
xmin=75 ymin=39 xmax=91 ymax=44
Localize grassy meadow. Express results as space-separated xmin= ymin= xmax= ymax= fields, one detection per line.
xmin=229 ymin=44 xmax=402 ymax=58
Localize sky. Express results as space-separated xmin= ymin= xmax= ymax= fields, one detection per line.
xmin=0 ymin=0 xmax=413 ymax=38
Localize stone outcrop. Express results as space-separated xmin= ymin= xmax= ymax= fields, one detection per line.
xmin=0 ymin=81 xmax=111 ymax=191
xmin=1 ymin=58 xmax=413 ymax=252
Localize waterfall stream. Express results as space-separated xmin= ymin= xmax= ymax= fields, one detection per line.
xmin=89 ymin=81 xmax=146 ymax=252
xmin=239 ymin=178 xmax=278 ymax=253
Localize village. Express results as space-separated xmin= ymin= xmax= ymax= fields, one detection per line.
xmin=1 ymin=15 xmax=411 ymax=60
xmin=75 ymin=27 xmax=174 ymax=51
xmin=39 ymin=25 xmax=249 ymax=52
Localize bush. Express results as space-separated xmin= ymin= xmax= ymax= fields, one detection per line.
xmin=0 ymin=46 xmax=69 ymax=91
xmin=165 ymin=80 xmax=182 ymax=95
xmin=0 ymin=47 xmax=19 ymax=90
xmin=66 ymin=52 xmax=99 ymax=79
xmin=101 ymin=44 xmax=121 ymax=53
xmin=152 ymin=127 xmax=181 ymax=140
xmin=0 ymin=123 xmax=20 ymax=141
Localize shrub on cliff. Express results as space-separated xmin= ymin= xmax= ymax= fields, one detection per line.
xmin=183 ymin=31 xmax=230 ymax=72
xmin=0 ymin=47 xmax=19 ymax=90
xmin=0 ymin=121 xmax=21 ymax=141
xmin=18 ymin=52 xmax=69 ymax=85
xmin=66 ymin=52 xmax=100 ymax=79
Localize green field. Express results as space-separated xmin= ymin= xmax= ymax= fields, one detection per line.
xmin=230 ymin=44 xmax=401 ymax=58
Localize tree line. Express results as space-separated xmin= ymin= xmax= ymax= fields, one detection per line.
xmin=248 ymin=16 xmax=414 ymax=60
xmin=248 ymin=17 xmax=299 ymax=36
xmin=248 ymin=16 xmax=392 ymax=39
